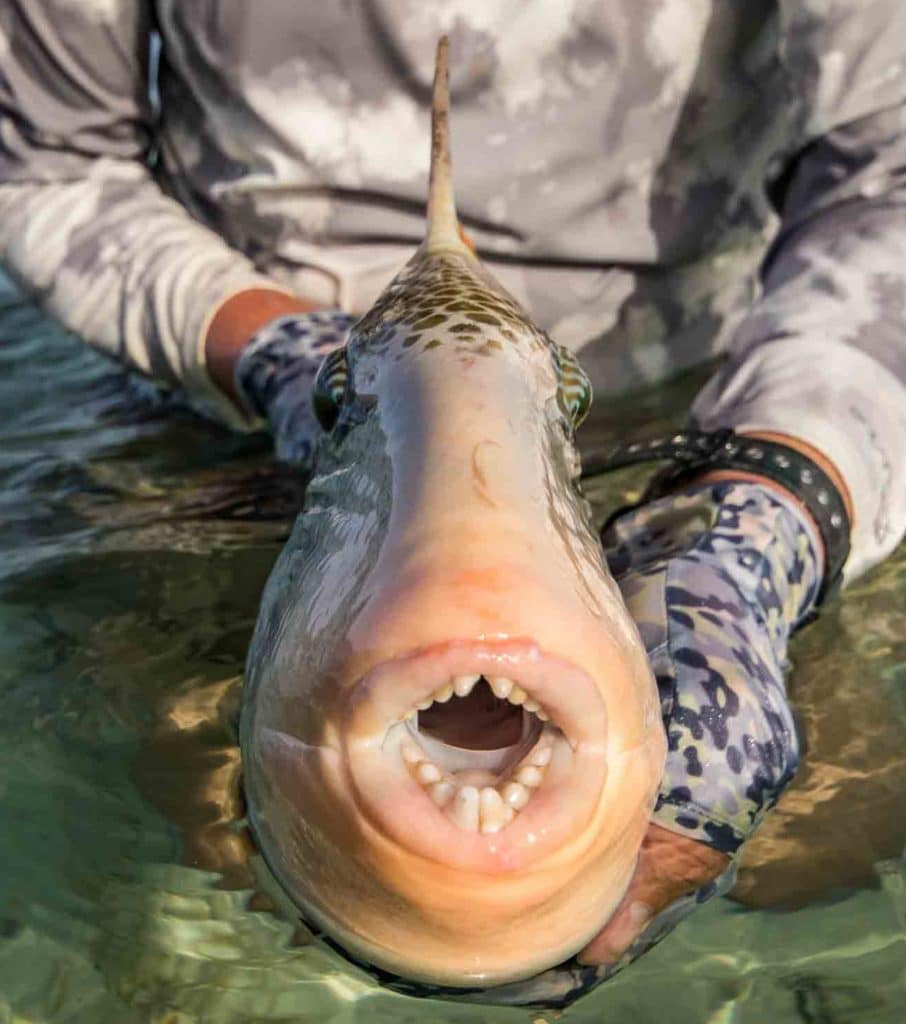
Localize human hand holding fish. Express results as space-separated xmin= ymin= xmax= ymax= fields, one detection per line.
xmin=579 ymin=824 xmax=729 ymax=965
xmin=204 ymin=286 xmax=354 ymax=468
xmin=580 ymin=477 xmax=825 ymax=966
xmin=232 ymin=308 xmax=356 ymax=466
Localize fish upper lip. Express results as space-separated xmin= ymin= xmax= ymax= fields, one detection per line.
xmin=345 ymin=637 xmax=607 ymax=751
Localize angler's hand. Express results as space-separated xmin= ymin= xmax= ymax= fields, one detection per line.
xmin=235 ymin=309 xmax=355 ymax=467
xmin=578 ymin=478 xmax=824 ymax=967
xmin=578 ymin=824 xmax=727 ymax=964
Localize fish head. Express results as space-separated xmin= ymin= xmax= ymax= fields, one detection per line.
xmin=240 ymin=38 xmax=666 ymax=988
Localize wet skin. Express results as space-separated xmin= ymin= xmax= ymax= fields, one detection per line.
xmin=239 ymin=244 xmax=667 ymax=983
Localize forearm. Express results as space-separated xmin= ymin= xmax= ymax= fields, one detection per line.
xmin=692 ymin=108 xmax=906 ymax=579
xmin=698 ymin=429 xmax=855 ymax=580
xmin=205 ymin=289 xmax=322 ymax=408
xmin=606 ymin=479 xmax=823 ymax=852
xmin=0 ymin=0 xmax=309 ymax=427
xmin=692 ymin=236 xmax=905 ymax=581
xmin=0 ymin=170 xmax=295 ymax=424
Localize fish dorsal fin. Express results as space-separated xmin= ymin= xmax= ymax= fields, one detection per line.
xmin=425 ymin=36 xmax=468 ymax=256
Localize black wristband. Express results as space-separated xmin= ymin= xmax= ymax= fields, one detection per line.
xmin=582 ymin=428 xmax=851 ymax=605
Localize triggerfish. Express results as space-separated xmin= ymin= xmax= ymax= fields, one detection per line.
xmin=241 ymin=36 xmax=665 ymax=991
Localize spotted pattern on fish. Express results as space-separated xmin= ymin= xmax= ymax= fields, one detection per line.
xmin=242 ymin=35 xmax=825 ymax=1013
xmin=354 ymin=247 xmax=548 ymax=358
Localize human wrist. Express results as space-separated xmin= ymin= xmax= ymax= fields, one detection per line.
xmin=205 ymin=287 xmax=320 ymax=407
xmin=695 ymin=429 xmax=854 ymax=574
xmin=229 ymin=309 xmax=355 ymax=465
xmin=607 ymin=429 xmax=851 ymax=603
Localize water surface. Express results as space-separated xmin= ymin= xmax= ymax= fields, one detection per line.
xmin=1 ymin=277 xmax=903 ymax=1023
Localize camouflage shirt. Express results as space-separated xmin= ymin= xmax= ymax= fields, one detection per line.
xmin=0 ymin=1 xmax=903 ymax=574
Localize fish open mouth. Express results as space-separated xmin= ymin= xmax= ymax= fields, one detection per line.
xmin=344 ymin=639 xmax=609 ymax=871
xmin=399 ymin=676 xmax=560 ymax=834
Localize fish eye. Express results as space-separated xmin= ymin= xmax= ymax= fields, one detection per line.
xmin=555 ymin=345 xmax=593 ymax=431
xmin=312 ymin=347 xmax=349 ymax=431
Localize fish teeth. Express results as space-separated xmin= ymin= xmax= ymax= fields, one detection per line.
xmin=404 ymin=727 xmax=556 ymax=834
xmin=448 ymin=786 xmax=480 ymax=831
xmin=453 ymin=674 xmax=480 ymax=697
xmin=515 ymin=765 xmax=544 ymax=788
xmin=501 ymin=781 xmax=530 ymax=810
xmin=433 ymin=682 xmax=454 ymax=703
xmin=405 ymin=675 xmax=551 ymax=725
xmin=479 ymin=787 xmax=510 ymax=834
xmin=416 ymin=761 xmax=442 ymax=785
xmin=487 ymin=676 xmax=513 ymax=699
xmin=529 ymin=744 xmax=552 ymax=767
xmin=429 ymin=780 xmax=455 ymax=806
xmin=401 ymin=739 xmax=425 ymax=765
xmin=402 ymin=673 xmax=559 ymax=834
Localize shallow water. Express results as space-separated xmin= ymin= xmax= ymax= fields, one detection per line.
xmin=0 ymin=276 xmax=903 ymax=1024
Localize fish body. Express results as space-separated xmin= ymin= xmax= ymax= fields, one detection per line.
xmin=241 ymin=37 xmax=665 ymax=987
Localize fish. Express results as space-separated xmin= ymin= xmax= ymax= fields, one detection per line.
xmin=240 ymin=36 xmax=666 ymax=989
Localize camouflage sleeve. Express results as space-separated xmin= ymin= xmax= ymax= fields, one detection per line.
xmin=692 ymin=2 xmax=906 ymax=581
xmin=0 ymin=0 xmax=280 ymax=425
xmin=604 ymin=480 xmax=823 ymax=854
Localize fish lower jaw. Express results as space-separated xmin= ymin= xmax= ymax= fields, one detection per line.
xmin=401 ymin=724 xmax=556 ymax=835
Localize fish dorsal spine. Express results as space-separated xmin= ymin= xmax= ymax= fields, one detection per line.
xmin=425 ymin=36 xmax=469 ymax=257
